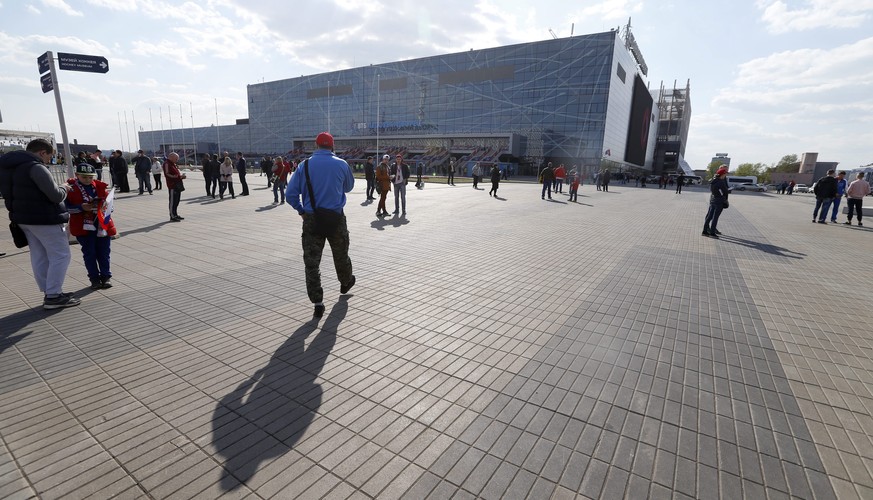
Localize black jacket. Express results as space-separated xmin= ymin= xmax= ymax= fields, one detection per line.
xmin=364 ymin=161 xmax=375 ymax=180
xmin=110 ymin=155 xmax=128 ymax=174
xmin=390 ymin=163 xmax=410 ymax=185
xmin=710 ymin=177 xmax=729 ymax=200
xmin=133 ymin=155 xmax=152 ymax=175
xmin=814 ymin=175 xmax=838 ymax=198
xmin=0 ymin=150 xmax=69 ymax=225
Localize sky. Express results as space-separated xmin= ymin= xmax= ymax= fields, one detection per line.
xmin=2 ymin=0 xmax=873 ymax=170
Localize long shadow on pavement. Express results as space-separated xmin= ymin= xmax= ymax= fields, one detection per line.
xmin=716 ymin=235 xmax=806 ymax=259
xmin=212 ymin=297 xmax=346 ymax=491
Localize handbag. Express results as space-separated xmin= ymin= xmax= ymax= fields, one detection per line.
xmin=723 ymin=200 xmax=729 ymax=209
xmin=9 ymin=222 xmax=28 ymax=248
xmin=303 ymin=160 xmax=343 ymax=237
xmin=175 ymin=180 xmax=185 ymax=192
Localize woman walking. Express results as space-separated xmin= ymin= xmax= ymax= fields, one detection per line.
xmin=702 ymin=166 xmax=729 ymax=238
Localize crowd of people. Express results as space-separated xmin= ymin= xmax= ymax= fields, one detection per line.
xmin=3 ymin=136 xmax=871 ymax=314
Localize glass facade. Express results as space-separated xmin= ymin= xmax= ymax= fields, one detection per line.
xmin=141 ymin=30 xmax=658 ymax=175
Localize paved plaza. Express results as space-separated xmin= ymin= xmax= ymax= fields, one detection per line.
xmin=1 ymin=174 xmax=872 ymax=499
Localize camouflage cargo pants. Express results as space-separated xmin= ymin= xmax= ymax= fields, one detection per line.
xmin=301 ymin=213 xmax=353 ymax=304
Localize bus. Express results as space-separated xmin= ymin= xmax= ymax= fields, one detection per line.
xmin=726 ymin=175 xmax=757 ymax=188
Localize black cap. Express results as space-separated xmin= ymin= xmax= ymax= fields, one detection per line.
xmin=76 ymin=164 xmax=96 ymax=176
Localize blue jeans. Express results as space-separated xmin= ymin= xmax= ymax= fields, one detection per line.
xmin=830 ymin=197 xmax=842 ymax=221
xmin=813 ymin=197 xmax=833 ymax=221
xmin=393 ymin=182 xmax=407 ymax=212
xmin=77 ymin=233 xmax=112 ymax=281
xmin=704 ymin=198 xmax=725 ymax=231
xmin=542 ymin=180 xmax=552 ymax=198
xmin=273 ymin=180 xmax=286 ymax=203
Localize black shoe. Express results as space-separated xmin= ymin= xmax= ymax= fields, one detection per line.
xmin=170 ymin=217 xmax=180 ymax=222
xmin=843 ymin=221 xmax=851 ymax=225
xmin=859 ymin=222 xmax=864 ymax=226
xmin=91 ymin=280 xmax=102 ymax=290
xmin=393 ymin=210 xmax=399 ymax=214
xmin=818 ymin=220 xmax=827 ymax=224
xmin=314 ymin=304 xmax=325 ymax=318
xmin=812 ymin=219 xmax=817 ymax=223
xmin=43 ymin=294 xmax=81 ymax=310
xmin=100 ymin=277 xmax=113 ymax=289
xmin=341 ymin=275 xmax=356 ymax=294
xmin=175 ymin=216 xmax=184 ymax=220
xmin=712 ymin=229 xmax=722 ymax=235
xmin=702 ymin=230 xmax=711 ymax=237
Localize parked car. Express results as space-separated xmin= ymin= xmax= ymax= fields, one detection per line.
xmin=794 ymin=184 xmax=810 ymax=193
xmin=735 ymin=183 xmax=767 ymax=192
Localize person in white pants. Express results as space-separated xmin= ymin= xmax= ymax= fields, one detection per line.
xmin=0 ymin=138 xmax=79 ymax=309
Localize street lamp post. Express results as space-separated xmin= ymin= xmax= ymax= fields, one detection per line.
xmin=327 ymin=79 xmax=331 ymax=134
xmin=376 ymin=73 xmax=380 ymax=158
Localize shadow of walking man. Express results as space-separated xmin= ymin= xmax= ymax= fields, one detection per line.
xmin=213 ymin=297 xmax=348 ymax=491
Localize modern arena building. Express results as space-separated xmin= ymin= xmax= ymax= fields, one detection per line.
xmin=139 ymin=24 xmax=689 ymax=178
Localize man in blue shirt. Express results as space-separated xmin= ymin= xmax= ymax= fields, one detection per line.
xmin=829 ymin=171 xmax=848 ymax=223
xmin=286 ymin=132 xmax=356 ymax=318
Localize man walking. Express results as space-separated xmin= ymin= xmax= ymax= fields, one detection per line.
xmin=0 ymin=139 xmax=80 ymax=309
xmin=844 ymin=172 xmax=871 ymax=226
xmin=236 ymin=152 xmax=249 ymax=196
xmin=364 ymin=156 xmax=375 ymax=200
xmin=163 ymin=152 xmax=186 ymax=222
xmin=676 ymin=172 xmax=685 ymax=194
xmin=812 ymin=169 xmax=838 ymax=224
xmin=472 ymin=162 xmax=481 ymax=189
xmin=285 ymin=132 xmax=355 ymax=318
xmin=447 ymin=158 xmax=455 ymax=185
xmin=390 ymin=154 xmax=410 ymax=215
xmin=133 ymin=150 xmax=153 ymax=195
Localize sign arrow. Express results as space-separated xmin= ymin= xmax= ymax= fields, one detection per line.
xmin=57 ymin=52 xmax=109 ymax=74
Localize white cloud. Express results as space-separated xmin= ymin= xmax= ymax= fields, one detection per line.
xmin=40 ymin=0 xmax=83 ymax=16
xmin=578 ymin=0 xmax=644 ymax=20
xmin=27 ymin=4 xmax=41 ymax=14
xmin=28 ymin=35 xmax=111 ymax=55
xmin=757 ymin=0 xmax=873 ymax=33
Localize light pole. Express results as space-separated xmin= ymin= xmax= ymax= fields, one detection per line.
xmin=327 ymin=79 xmax=331 ymax=134
xmin=376 ymin=73 xmax=380 ymax=158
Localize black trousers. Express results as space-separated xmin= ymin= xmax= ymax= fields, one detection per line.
xmin=169 ymin=187 xmax=181 ymax=218
xmin=366 ymin=177 xmax=375 ymax=198
xmin=447 ymin=171 xmax=454 ymax=184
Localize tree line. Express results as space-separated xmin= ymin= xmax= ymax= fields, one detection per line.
xmin=706 ymin=154 xmax=800 ymax=184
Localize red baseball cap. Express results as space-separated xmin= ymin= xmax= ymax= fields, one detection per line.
xmin=716 ymin=166 xmax=728 ymax=176
xmin=315 ymin=132 xmax=334 ymax=149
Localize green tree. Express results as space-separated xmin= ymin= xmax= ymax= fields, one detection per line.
xmin=734 ymin=162 xmax=767 ymax=178
xmin=706 ymin=160 xmax=724 ymax=179
xmin=774 ymin=154 xmax=800 ymax=173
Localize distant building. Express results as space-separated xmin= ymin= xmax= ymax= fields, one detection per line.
xmin=771 ymin=152 xmax=838 ymax=185
xmin=652 ymin=80 xmax=692 ymax=175
xmin=140 ymin=23 xmax=680 ymax=177
xmin=711 ymin=153 xmax=731 ymax=169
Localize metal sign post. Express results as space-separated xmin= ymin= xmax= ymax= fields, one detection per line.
xmin=38 ymin=51 xmax=110 ymax=178
xmin=41 ymin=51 xmax=74 ymax=178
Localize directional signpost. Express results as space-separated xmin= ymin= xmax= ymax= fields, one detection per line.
xmin=57 ymin=52 xmax=109 ymax=74
xmin=38 ymin=52 xmax=50 ymax=75
xmin=40 ymin=73 xmax=53 ymax=93
xmin=37 ymin=51 xmax=109 ymax=177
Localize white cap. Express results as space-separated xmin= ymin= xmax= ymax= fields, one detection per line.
xmin=383 ymin=154 xmax=390 ymax=159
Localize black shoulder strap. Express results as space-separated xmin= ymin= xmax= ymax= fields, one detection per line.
xmin=303 ymin=159 xmax=318 ymax=210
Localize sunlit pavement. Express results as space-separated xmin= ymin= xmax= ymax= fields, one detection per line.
xmin=1 ymin=175 xmax=870 ymax=499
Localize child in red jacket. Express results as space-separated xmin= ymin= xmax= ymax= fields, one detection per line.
xmin=66 ymin=163 xmax=117 ymax=289
xmin=569 ymin=169 xmax=581 ymax=202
